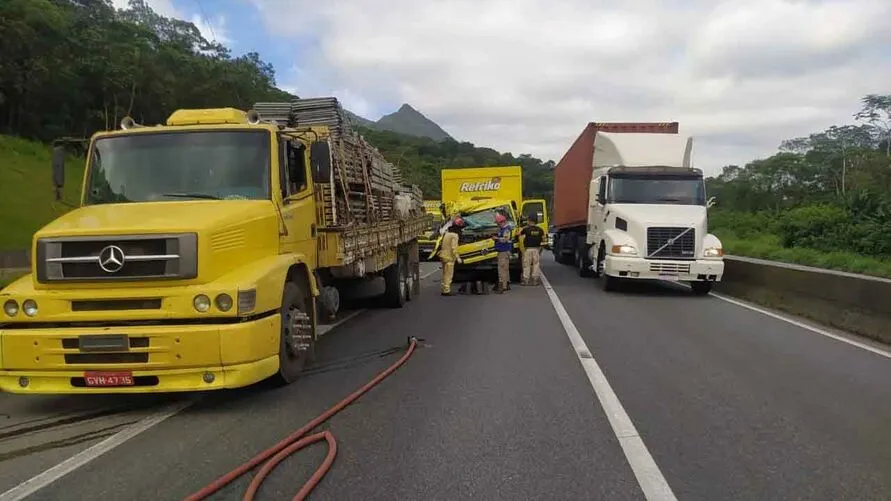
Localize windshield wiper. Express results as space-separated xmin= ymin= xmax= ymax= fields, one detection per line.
xmin=160 ymin=192 xmax=222 ymax=200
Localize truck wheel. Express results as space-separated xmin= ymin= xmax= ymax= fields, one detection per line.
xmin=596 ymin=250 xmax=618 ymax=291
xmin=405 ymin=255 xmax=420 ymax=302
xmin=577 ymin=245 xmax=593 ymax=278
xmin=274 ymin=281 xmax=315 ymax=385
xmin=691 ymin=281 xmax=713 ymax=295
xmin=383 ymin=253 xmax=408 ymax=308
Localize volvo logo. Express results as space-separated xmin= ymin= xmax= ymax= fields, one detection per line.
xmin=98 ymin=245 xmax=126 ymax=273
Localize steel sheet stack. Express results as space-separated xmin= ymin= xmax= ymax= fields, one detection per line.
xmin=253 ymin=97 xmax=421 ymax=226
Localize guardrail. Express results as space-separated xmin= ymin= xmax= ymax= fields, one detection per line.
xmin=715 ymin=255 xmax=891 ymax=346
xmin=0 ymin=250 xmax=29 ymax=269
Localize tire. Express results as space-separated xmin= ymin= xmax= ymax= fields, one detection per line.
xmin=577 ymin=245 xmax=593 ymax=278
xmin=596 ymin=248 xmax=619 ymax=291
xmin=691 ymin=281 xmax=713 ymax=295
xmin=405 ymin=253 xmax=420 ymax=302
xmin=383 ymin=252 xmax=408 ymax=308
xmin=273 ymin=280 xmax=315 ymax=385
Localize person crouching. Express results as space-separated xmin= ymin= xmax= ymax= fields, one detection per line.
xmin=439 ymin=217 xmax=464 ymax=296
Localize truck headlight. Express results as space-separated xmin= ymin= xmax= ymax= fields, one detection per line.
xmin=611 ymin=244 xmax=637 ymax=256
xmin=193 ymin=294 xmax=211 ymax=313
xmin=22 ymin=299 xmax=38 ymax=317
xmin=703 ymin=247 xmax=724 ymax=258
xmin=3 ymin=300 xmax=18 ymax=317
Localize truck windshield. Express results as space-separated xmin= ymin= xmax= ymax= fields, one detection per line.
xmin=461 ymin=206 xmax=514 ymax=230
xmin=85 ymin=130 xmax=271 ymax=205
xmin=607 ymin=175 xmax=705 ymax=206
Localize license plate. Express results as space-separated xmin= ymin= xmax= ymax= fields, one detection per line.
xmin=84 ymin=371 xmax=134 ymax=387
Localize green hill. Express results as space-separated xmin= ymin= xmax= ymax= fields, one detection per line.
xmin=0 ymin=136 xmax=82 ymax=251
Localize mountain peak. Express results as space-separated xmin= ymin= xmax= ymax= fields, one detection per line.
xmin=355 ymin=103 xmax=452 ymax=142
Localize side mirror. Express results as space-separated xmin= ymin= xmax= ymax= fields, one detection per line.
xmin=52 ymin=145 xmax=66 ymax=201
xmin=707 ymin=196 xmax=716 ymax=208
xmin=309 ymin=140 xmax=332 ymax=184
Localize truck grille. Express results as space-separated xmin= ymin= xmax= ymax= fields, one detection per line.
xmin=646 ymin=227 xmax=695 ymax=260
xmin=36 ymin=234 xmax=198 ymax=283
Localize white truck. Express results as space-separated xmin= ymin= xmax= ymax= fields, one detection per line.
xmin=576 ymin=131 xmax=724 ymax=293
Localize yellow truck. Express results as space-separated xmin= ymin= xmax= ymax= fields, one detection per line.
xmin=0 ymin=98 xmax=428 ymax=395
xmin=418 ymin=200 xmax=443 ymax=260
xmin=432 ymin=166 xmax=548 ymax=283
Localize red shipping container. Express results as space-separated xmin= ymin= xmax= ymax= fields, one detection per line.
xmin=552 ymin=122 xmax=679 ymax=230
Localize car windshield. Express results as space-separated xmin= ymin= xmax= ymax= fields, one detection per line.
xmin=608 ymin=174 xmax=706 ymax=205
xmin=85 ymin=130 xmax=271 ymax=205
xmin=461 ymin=206 xmax=514 ymax=230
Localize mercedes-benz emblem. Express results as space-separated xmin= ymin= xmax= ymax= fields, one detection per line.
xmin=98 ymin=245 xmax=126 ymax=273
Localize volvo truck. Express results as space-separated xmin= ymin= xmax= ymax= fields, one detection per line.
xmin=552 ymin=124 xmax=724 ymax=294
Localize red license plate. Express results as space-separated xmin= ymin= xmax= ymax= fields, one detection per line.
xmin=84 ymin=371 xmax=134 ymax=387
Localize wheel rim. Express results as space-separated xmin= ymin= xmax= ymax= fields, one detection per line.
xmin=284 ymin=304 xmax=312 ymax=360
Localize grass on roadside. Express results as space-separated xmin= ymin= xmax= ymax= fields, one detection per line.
xmin=713 ymin=229 xmax=891 ymax=279
xmin=0 ymin=135 xmax=84 ymax=251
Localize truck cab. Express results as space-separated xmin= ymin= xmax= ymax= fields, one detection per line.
xmin=0 ymin=105 xmax=426 ymax=395
xmin=433 ymin=166 xmax=547 ymax=283
xmin=582 ymin=132 xmax=724 ymax=294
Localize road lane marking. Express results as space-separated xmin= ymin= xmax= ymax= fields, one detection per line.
xmin=669 ymin=282 xmax=891 ymax=360
xmin=706 ymin=289 xmax=891 ymax=360
xmin=0 ymin=401 xmax=191 ymax=501
xmin=0 ymin=267 xmax=442 ymax=500
xmin=540 ymin=272 xmax=678 ymax=501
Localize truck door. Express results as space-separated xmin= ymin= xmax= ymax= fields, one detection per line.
xmin=278 ymin=136 xmax=318 ymax=266
xmin=520 ymin=198 xmax=549 ymax=247
xmin=589 ymin=176 xmax=607 ymax=244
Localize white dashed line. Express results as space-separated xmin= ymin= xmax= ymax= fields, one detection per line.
xmin=540 ymin=272 xmax=678 ymax=501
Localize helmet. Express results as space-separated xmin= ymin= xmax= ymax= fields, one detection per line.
xmin=495 ymin=213 xmax=507 ymax=224
xmin=453 ymin=217 xmax=464 ymax=226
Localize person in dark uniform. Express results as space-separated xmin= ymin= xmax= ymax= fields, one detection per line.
xmin=520 ymin=215 xmax=545 ymax=286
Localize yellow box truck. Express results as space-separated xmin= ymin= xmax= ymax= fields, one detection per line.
xmin=433 ymin=166 xmax=548 ymax=283
xmin=418 ymin=200 xmax=443 ymax=260
xmin=0 ymin=98 xmax=429 ymax=395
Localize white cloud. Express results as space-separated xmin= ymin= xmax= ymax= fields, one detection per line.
xmin=250 ymin=0 xmax=891 ymax=174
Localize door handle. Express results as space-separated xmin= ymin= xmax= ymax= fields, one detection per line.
xmin=311 ymin=223 xmax=317 ymax=237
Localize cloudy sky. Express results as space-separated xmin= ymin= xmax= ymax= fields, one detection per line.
xmin=114 ymin=0 xmax=891 ymax=175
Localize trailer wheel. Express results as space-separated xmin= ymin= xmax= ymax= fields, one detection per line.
xmin=383 ymin=252 xmax=408 ymax=308
xmin=405 ymin=255 xmax=420 ymax=302
xmin=273 ymin=280 xmax=315 ymax=385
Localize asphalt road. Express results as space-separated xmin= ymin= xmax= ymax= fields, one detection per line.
xmin=1 ymin=258 xmax=890 ymax=500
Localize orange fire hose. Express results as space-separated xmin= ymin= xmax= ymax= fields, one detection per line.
xmin=183 ymin=337 xmax=419 ymax=501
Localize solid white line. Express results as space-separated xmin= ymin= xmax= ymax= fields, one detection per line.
xmin=708 ymin=290 xmax=891 ymax=360
xmin=673 ymin=283 xmax=891 ymax=360
xmin=420 ymin=268 xmax=439 ymax=280
xmin=0 ymin=401 xmax=191 ymax=501
xmin=540 ymin=272 xmax=677 ymax=501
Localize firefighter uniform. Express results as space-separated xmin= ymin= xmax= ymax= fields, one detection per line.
xmin=439 ymin=219 xmax=463 ymax=295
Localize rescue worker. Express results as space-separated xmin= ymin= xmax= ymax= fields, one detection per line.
xmin=491 ymin=213 xmax=512 ymax=293
xmin=519 ymin=215 xmax=545 ymax=286
xmin=439 ymin=217 xmax=463 ymax=296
